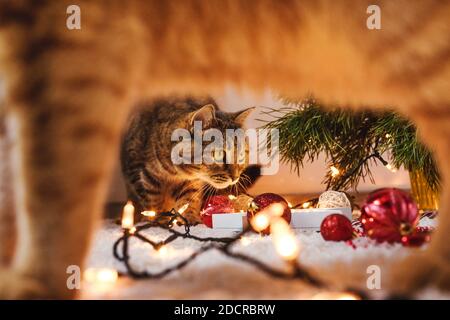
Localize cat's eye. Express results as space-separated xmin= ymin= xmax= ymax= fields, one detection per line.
xmin=214 ymin=149 xmax=224 ymax=162
xmin=238 ymin=150 xmax=246 ymax=164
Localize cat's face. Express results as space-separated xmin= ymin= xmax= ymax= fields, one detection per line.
xmin=176 ymin=104 xmax=255 ymax=189
xmin=198 ymin=139 xmax=251 ymax=189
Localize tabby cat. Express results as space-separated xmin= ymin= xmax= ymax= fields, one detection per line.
xmin=120 ymin=97 xmax=257 ymax=223
xmin=0 ymin=0 xmax=448 ymax=299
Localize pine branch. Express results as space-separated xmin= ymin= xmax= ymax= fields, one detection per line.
xmin=261 ymin=99 xmax=440 ymax=192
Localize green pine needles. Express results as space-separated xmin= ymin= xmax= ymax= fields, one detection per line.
xmin=261 ymin=99 xmax=440 ymax=192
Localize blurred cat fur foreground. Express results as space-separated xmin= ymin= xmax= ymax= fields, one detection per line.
xmin=0 ymin=0 xmax=449 ymax=298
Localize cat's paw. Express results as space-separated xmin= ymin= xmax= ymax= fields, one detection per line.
xmin=389 ymin=252 xmax=450 ymax=296
xmin=0 ymin=269 xmax=47 ymax=299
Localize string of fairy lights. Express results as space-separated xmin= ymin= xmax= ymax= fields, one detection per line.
xmin=290 ymin=151 xmax=395 ymax=210
xmin=110 ymin=200 xmax=366 ymax=299
xmin=327 ymin=150 xmax=397 ymax=189
xmin=115 ymin=202 xmax=319 ymax=282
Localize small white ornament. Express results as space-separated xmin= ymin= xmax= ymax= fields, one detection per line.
xmin=317 ymin=191 xmax=351 ymax=208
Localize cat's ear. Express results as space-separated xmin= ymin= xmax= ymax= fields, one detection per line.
xmin=190 ymin=104 xmax=216 ymax=127
xmin=233 ymin=107 xmax=256 ymax=125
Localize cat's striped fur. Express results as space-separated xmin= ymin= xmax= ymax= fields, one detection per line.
xmin=120 ymin=97 xmax=256 ymax=223
xmin=0 ymin=0 xmax=448 ymax=298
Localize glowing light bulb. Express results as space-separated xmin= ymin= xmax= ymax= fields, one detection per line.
xmin=275 ymin=236 xmax=299 ymax=261
xmin=84 ymin=268 xmax=118 ymax=285
xmin=141 ymin=210 xmax=156 ymax=217
xmin=178 ymin=203 xmax=189 ymax=214
xmin=287 ymin=202 xmax=293 ymax=208
xmin=330 ymin=166 xmax=340 ymax=177
xmin=121 ymin=201 xmax=135 ymax=229
xmin=335 ymin=293 xmax=359 ymax=300
xmin=157 ymin=246 xmax=168 ymax=257
xmin=385 ymin=163 xmax=397 ymax=172
xmin=251 ymin=212 xmax=270 ymax=232
xmin=240 ymin=237 xmax=251 ymax=246
xmin=271 ymin=217 xmax=299 ymax=261
xmin=302 ymin=201 xmax=311 ymax=209
xmin=312 ymin=292 xmax=359 ymax=300
xmin=268 ymin=203 xmax=285 ymax=217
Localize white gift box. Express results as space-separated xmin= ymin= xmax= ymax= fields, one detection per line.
xmin=212 ymin=212 xmax=248 ymax=230
xmin=290 ymin=207 xmax=352 ymax=230
xmin=211 ymin=207 xmax=352 ymax=230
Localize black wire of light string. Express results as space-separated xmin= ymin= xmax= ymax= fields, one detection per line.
xmin=112 ymin=208 xmax=324 ymax=287
xmin=292 ymin=151 xmax=389 ymax=209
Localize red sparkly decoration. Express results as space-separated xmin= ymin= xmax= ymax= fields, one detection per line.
xmin=247 ymin=193 xmax=291 ymax=235
xmin=201 ymin=195 xmax=235 ymax=228
xmin=320 ymin=214 xmax=354 ymax=241
xmin=401 ymin=228 xmax=431 ymax=247
xmin=360 ymin=188 xmax=420 ymax=244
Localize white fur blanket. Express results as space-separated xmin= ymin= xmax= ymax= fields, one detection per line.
xmin=82 ymin=218 xmax=447 ymax=299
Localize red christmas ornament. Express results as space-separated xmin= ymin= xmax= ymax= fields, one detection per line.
xmin=360 ymin=188 xmax=419 ymax=244
xmin=401 ymin=228 xmax=432 ymax=247
xmin=247 ymin=193 xmax=291 ymax=235
xmin=320 ymin=214 xmax=354 ymax=241
xmin=201 ymin=195 xmax=235 ymax=228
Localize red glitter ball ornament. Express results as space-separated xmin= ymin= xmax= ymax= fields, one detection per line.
xmin=360 ymin=188 xmax=419 ymax=244
xmin=401 ymin=230 xmax=431 ymax=247
xmin=320 ymin=214 xmax=354 ymax=241
xmin=200 ymin=195 xmax=235 ymax=228
xmin=247 ymin=193 xmax=291 ymax=235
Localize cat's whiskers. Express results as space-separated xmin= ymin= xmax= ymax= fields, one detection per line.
xmin=199 ymin=183 xmax=211 ymax=200
xmin=204 ymin=184 xmax=214 ymax=200
xmin=177 ymin=180 xmax=197 ymax=201
xmin=205 ymin=184 xmax=217 ymax=201
xmin=237 ymin=179 xmax=245 ymax=195
xmin=182 ymin=180 xmax=198 ymax=193
xmin=239 ymin=174 xmax=252 ymax=188
xmin=188 ymin=183 xmax=207 ymax=203
xmin=233 ymin=181 xmax=238 ymax=196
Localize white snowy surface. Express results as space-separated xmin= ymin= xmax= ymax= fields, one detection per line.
xmin=82 ymin=218 xmax=448 ymax=300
